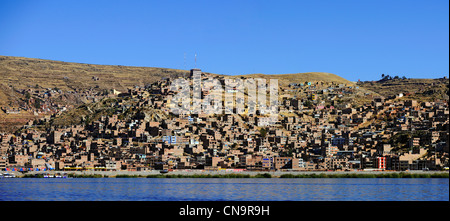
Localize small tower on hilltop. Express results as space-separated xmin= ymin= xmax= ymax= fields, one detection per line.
xmin=190 ymin=68 xmax=202 ymax=78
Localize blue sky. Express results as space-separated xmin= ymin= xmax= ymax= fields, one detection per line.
xmin=0 ymin=0 xmax=448 ymax=81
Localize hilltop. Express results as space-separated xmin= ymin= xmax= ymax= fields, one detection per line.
xmin=232 ymin=72 xmax=353 ymax=86
xmin=0 ymin=56 xmax=353 ymax=91
xmin=0 ymin=55 xmax=189 ymax=92
xmin=0 ymin=55 xmax=357 ymax=108
xmin=358 ymin=77 xmax=449 ymax=102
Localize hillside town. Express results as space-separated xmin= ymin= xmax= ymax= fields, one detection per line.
xmin=0 ymin=69 xmax=449 ymax=173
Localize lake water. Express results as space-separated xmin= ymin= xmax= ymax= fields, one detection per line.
xmin=0 ymin=178 xmax=448 ymax=201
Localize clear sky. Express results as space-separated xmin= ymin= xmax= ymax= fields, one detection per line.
xmin=0 ymin=0 xmax=448 ymax=81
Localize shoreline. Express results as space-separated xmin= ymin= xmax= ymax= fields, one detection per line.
xmin=4 ymin=170 xmax=449 ymax=178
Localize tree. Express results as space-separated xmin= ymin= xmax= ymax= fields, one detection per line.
xmin=25 ymin=92 xmax=31 ymax=101
xmin=304 ymin=100 xmax=313 ymax=108
xmin=260 ymin=127 xmax=267 ymax=137
xmin=381 ymin=75 xmax=391 ymax=81
xmin=34 ymin=99 xmax=42 ymax=109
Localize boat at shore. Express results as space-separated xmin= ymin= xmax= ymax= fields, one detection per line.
xmin=0 ymin=173 xmax=16 ymax=178
xmin=42 ymin=173 xmax=68 ymax=178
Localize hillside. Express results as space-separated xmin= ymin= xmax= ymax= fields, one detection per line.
xmin=358 ymin=78 xmax=449 ymax=102
xmin=0 ymin=55 xmax=190 ymax=132
xmin=0 ymin=55 xmax=360 ymax=133
xmin=231 ymin=72 xmax=353 ymax=86
xmin=0 ymin=55 xmax=189 ymax=92
xmin=1 ymin=56 xmax=355 ymax=92
xmin=0 ymin=83 xmax=32 ymax=132
xmin=0 ymin=83 xmax=20 ymax=107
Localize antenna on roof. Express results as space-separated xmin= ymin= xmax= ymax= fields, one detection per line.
xmin=184 ymin=52 xmax=186 ymax=70
xmin=195 ymin=53 xmax=197 ymax=68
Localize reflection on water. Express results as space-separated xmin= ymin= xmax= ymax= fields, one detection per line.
xmin=0 ymin=178 xmax=448 ymax=201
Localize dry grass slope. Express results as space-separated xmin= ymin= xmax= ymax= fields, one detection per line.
xmin=0 ymin=55 xmax=189 ymax=92
xmin=1 ymin=55 xmax=354 ymax=92
xmin=231 ymin=72 xmax=353 ymax=86
xmin=359 ymin=78 xmax=449 ymax=102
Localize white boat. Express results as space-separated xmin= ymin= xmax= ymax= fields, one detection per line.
xmin=43 ymin=173 xmax=67 ymax=178
xmin=1 ymin=173 xmax=16 ymax=178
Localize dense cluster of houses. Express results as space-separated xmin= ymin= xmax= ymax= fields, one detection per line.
xmin=0 ymin=70 xmax=448 ymax=172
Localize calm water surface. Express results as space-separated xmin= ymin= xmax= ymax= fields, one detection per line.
xmin=0 ymin=178 xmax=448 ymax=201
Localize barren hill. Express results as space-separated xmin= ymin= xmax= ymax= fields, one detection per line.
xmin=232 ymin=72 xmax=353 ymax=86
xmin=0 ymin=55 xmax=189 ymax=92
xmin=1 ymin=56 xmax=355 ymax=92
xmin=358 ymin=78 xmax=449 ymax=102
